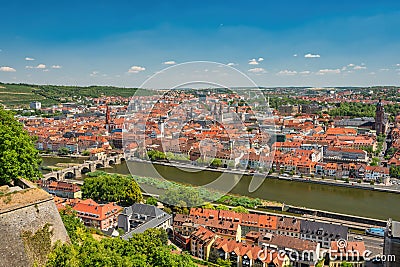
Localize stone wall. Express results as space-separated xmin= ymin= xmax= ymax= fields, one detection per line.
xmin=0 ymin=180 xmax=69 ymax=267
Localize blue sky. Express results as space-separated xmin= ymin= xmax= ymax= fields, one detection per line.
xmin=0 ymin=0 xmax=400 ymax=88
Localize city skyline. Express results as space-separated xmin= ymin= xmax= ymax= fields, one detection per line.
xmin=1 ymin=1 xmax=400 ymax=88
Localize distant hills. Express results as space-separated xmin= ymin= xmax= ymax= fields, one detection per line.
xmin=0 ymin=83 xmax=139 ymax=108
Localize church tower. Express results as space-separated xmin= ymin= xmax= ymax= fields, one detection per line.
xmin=375 ymin=99 xmax=385 ymax=135
xmin=106 ymin=104 xmax=111 ymax=133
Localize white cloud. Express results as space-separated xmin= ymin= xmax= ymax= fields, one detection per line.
xmin=258 ymin=57 xmax=264 ymax=62
xmin=248 ymin=59 xmax=259 ymax=65
xmin=227 ymin=62 xmax=238 ymax=66
xmin=0 ymin=66 xmax=16 ymax=72
xmin=25 ymin=57 xmax=35 ymax=61
xmin=163 ymin=60 xmax=176 ymax=65
xmin=90 ymin=71 xmax=99 ymax=77
xmin=26 ymin=64 xmax=46 ymax=69
xmin=369 ymin=72 xmax=376 ymax=75
xmin=248 ymin=67 xmax=266 ymax=73
xmin=293 ymin=54 xmax=298 ymax=57
xmin=317 ymin=69 xmax=341 ymax=75
xmin=396 ymin=63 xmax=400 ymax=67
xmin=379 ymin=68 xmax=390 ymax=71
xmin=348 ymin=63 xmax=355 ymax=67
xmin=304 ymin=53 xmax=321 ymax=58
xmin=299 ymin=71 xmax=311 ymax=75
xmin=277 ymin=70 xmax=297 ymax=75
xmin=43 ymin=69 xmax=49 ymax=72
xmin=51 ymin=65 xmax=62 ymax=69
xmin=353 ymin=65 xmax=367 ymax=70
xmin=128 ymin=65 xmax=146 ymax=73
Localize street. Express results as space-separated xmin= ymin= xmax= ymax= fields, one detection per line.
xmin=348 ymin=233 xmax=385 ymax=267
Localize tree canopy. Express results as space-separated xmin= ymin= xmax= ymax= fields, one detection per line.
xmin=328 ymin=102 xmax=376 ymax=118
xmin=146 ymin=196 xmax=158 ymax=206
xmin=82 ymin=173 xmax=143 ymax=206
xmin=0 ymin=108 xmax=42 ymax=185
xmin=160 ymin=186 xmax=203 ymax=207
xmin=47 ymin=210 xmax=197 ymax=267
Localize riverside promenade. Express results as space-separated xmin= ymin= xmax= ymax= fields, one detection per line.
xmin=129 ymin=158 xmax=400 ymax=194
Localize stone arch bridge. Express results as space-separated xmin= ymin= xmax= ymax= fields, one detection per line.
xmin=43 ymin=154 xmax=125 ymax=181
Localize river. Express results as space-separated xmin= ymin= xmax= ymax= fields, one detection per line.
xmin=41 ymin=157 xmax=400 ymax=221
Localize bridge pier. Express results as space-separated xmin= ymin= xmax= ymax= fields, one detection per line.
xmin=89 ymin=163 xmax=96 ymax=172
xmin=102 ymin=159 xmax=110 ymax=168
xmin=74 ymin=167 xmax=82 ymax=179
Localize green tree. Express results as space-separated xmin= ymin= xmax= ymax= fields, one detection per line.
xmin=59 ymin=206 xmax=86 ymax=244
xmin=146 ymin=196 xmax=158 ymax=206
xmin=216 ymin=204 xmax=230 ymax=210
xmin=361 ymin=145 xmax=374 ymax=154
xmin=211 ymin=158 xmax=222 ymax=167
xmin=370 ymin=157 xmax=380 ymax=166
xmin=232 ymin=206 xmax=249 ymax=214
xmin=0 ymin=108 xmax=42 ymax=185
xmin=160 ymin=186 xmax=202 ymax=207
xmin=81 ymin=150 xmax=90 ymax=156
xmin=163 ymin=207 xmax=172 ymax=214
xmin=82 ymin=173 xmax=143 ymax=205
xmin=58 ymin=147 xmax=70 ymax=156
xmin=147 ymin=150 xmax=167 ymax=161
xmin=202 ymin=202 xmax=215 ymax=210
xmin=46 ymin=226 xmax=197 ymax=267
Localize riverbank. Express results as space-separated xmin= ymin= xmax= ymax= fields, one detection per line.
xmin=73 ymin=170 xmax=387 ymax=232
xmin=40 ymin=154 xmax=90 ymax=159
xmin=129 ymin=158 xmax=400 ymax=194
xmin=41 ymin=157 xmax=400 ymax=220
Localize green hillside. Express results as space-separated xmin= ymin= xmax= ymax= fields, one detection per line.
xmin=0 ymin=83 xmax=139 ymax=108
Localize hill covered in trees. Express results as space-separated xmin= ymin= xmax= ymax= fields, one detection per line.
xmin=0 ymin=82 xmax=140 ymax=108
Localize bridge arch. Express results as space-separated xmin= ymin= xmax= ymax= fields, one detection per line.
xmin=81 ymin=166 xmax=91 ymax=174
xmin=47 ymin=177 xmax=57 ymax=182
xmin=96 ymin=163 xmax=105 ymax=169
xmin=109 ymin=159 xmax=115 ymax=165
xmin=64 ymin=171 xmax=75 ymax=179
